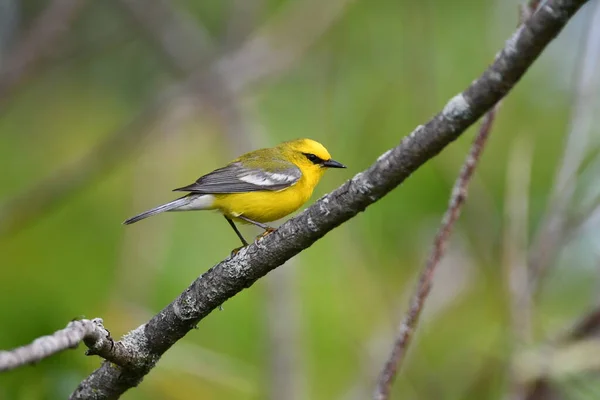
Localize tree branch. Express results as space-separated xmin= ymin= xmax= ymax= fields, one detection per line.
xmin=65 ymin=1 xmax=589 ymax=398
xmin=0 ymin=318 xmax=119 ymax=372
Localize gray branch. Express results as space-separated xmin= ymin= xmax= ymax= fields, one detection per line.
xmin=0 ymin=318 xmax=118 ymax=372
xmin=66 ymin=1 xmax=589 ymax=398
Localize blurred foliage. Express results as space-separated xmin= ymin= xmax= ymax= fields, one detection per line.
xmin=0 ymin=0 xmax=599 ymax=399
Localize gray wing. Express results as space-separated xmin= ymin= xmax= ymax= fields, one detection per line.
xmin=173 ymin=161 xmax=302 ymax=194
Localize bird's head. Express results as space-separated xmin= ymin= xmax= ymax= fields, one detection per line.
xmin=282 ymin=139 xmax=346 ymax=177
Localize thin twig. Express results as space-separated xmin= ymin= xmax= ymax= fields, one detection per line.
xmin=0 ymin=318 xmax=115 ymax=372
xmin=372 ymin=106 xmax=499 ymax=400
xmin=0 ymin=0 xmax=86 ymax=108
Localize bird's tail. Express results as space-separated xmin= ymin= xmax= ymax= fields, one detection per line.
xmin=123 ymin=196 xmax=191 ymax=225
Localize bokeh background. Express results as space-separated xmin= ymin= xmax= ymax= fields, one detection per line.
xmin=1 ymin=0 xmax=600 ymax=399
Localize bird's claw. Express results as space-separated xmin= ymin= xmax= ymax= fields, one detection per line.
xmin=230 ymin=246 xmax=246 ymax=256
xmin=254 ymin=227 xmax=276 ymax=245
xmin=263 ymin=227 xmax=276 ymax=235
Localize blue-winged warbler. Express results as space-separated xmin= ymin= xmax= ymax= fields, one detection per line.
xmin=124 ymin=138 xmax=346 ymax=246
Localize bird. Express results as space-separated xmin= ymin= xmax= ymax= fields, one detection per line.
xmin=123 ymin=138 xmax=346 ymax=246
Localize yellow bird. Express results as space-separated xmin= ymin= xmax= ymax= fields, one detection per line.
xmin=124 ymin=138 xmax=346 ymax=246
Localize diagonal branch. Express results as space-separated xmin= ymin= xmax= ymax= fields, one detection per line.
xmin=0 ymin=318 xmax=118 ymax=372
xmin=65 ymin=1 xmax=589 ymax=398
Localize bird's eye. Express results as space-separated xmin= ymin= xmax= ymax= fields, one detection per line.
xmin=303 ymin=153 xmax=321 ymax=164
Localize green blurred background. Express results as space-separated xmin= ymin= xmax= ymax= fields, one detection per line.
xmin=1 ymin=0 xmax=600 ymax=399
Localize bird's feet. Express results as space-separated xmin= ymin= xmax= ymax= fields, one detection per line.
xmin=254 ymin=227 xmax=276 ymax=245
xmin=231 ymin=228 xmax=276 ymax=253
xmin=230 ymin=245 xmax=246 ymax=257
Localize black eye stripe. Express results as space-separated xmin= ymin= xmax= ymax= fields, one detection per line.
xmin=302 ymin=152 xmax=323 ymax=164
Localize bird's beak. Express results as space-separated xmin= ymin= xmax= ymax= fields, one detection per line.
xmin=322 ymin=159 xmax=346 ymax=169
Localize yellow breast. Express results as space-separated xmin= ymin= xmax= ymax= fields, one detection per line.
xmin=211 ymin=178 xmax=314 ymax=223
